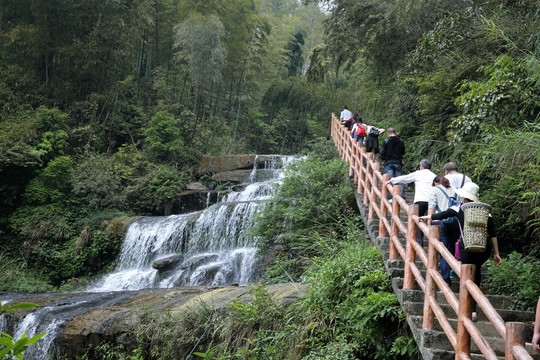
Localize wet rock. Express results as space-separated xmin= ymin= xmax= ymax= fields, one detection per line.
xmin=2 ymin=284 xmax=308 ymax=359
xmin=198 ymin=154 xmax=256 ymax=175
xmin=107 ymin=217 xmax=144 ymax=240
xmin=180 ymin=254 xmax=219 ymax=272
xmin=152 ymin=255 xmax=184 ymax=271
xmin=211 ymin=170 xmax=252 ymax=183
xmin=186 ymin=182 xmax=209 ymax=191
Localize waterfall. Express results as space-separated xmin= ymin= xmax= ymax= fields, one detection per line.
xmin=0 ymin=155 xmax=300 ymax=360
xmin=89 ymin=155 xmax=297 ymax=292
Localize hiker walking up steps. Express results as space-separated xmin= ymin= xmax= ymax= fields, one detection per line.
xmin=340 ymin=106 xmax=354 ymax=130
xmin=380 ymin=127 xmax=405 ymax=201
xmin=385 ymin=159 xmax=436 ymax=246
xmin=444 ymin=162 xmax=471 ymax=189
xmin=427 ymin=175 xmax=460 ymax=286
xmin=420 ymin=182 xmax=502 ymax=322
xmin=365 ymin=123 xmax=385 ymax=155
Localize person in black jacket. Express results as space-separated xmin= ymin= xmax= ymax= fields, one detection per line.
xmin=380 ymin=127 xmax=405 ymax=201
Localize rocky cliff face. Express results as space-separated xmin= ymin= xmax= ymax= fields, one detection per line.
xmin=172 ymin=154 xmax=286 ymax=215
xmin=1 ymin=283 xmax=307 ymax=358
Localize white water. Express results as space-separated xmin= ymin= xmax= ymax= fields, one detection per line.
xmin=89 ymin=155 xmax=297 ymax=292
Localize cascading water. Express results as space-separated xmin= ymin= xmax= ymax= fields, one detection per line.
xmin=0 ymin=155 xmax=299 ymax=359
xmin=89 ymin=155 xmax=297 ymax=292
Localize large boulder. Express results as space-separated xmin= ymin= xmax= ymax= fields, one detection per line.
xmin=152 ymin=255 xmax=184 ymax=271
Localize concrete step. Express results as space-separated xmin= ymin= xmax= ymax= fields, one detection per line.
xmin=401 ymin=289 xmax=516 ymax=310
xmin=410 ymin=315 xmax=536 ymax=344
xmin=422 ymin=328 xmax=540 ymax=359
xmin=404 ymin=300 xmax=535 ymax=323
xmin=426 ymin=348 xmax=505 ymax=360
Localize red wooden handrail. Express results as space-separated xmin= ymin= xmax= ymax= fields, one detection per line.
xmin=330 ymin=113 xmax=533 ymax=360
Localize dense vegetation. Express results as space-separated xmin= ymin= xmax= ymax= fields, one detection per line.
xmin=73 ymin=151 xmax=418 ymax=360
xmin=1 ymin=0 xmax=538 ymax=292
xmin=1 ymin=1 xmax=539 ymax=358
xmin=0 ymin=0 xmax=338 ymax=289
xmin=303 ymin=0 xmax=540 ymax=258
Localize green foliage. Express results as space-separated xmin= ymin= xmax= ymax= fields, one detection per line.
xmin=253 ymin=156 xmax=355 ymax=247
xmin=0 ymin=302 xmax=45 ymax=360
xmin=128 ymin=163 xmax=188 ymax=215
xmin=463 ymin=123 xmax=540 ymax=254
xmin=23 ymin=156 xmax=73 ymax=205
xmin=449 ymin=55 xmax=540 ymax=144
xmin=132 ymin=304 xmax=213 ymax=359
xmin=72 ymin=153 xmax=126 ymax=212
xmin=0 ymin=253 xmax=54 ymax=292
xmin=485 ymin=252 xmax=540 ymax=311
xmin=143 ymin=111 xmax=186 ymax=164
xmin=0 ymin=331 xmax=46 ymax=360
xmin=77 ymin=343 xmax=143 ymax=360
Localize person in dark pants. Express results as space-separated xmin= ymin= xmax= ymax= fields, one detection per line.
xmin=385 ymin=159 xmax=436 ymax=246
xmin=420 ymin=182 xmax=501 ymax=322
xmin=380 ymin=127 xmax=405 ymax=201
xmin=426 ymin=175 xmax=459 ymax=286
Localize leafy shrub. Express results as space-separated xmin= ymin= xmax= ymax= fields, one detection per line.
xmin=128 ymin=163 xmax=188 ymax=215
xmin=143 ymin=110 xmax=185 ymax=163
xmin=72 ymin=153 xmax=126 ymax=212
xmin=77 ymin=343 xmax=143 ymax=360
xmin=253 ymin=156 xmax=356 ymax=265
xmin=485 ymin=251 xmax=540 ymax=311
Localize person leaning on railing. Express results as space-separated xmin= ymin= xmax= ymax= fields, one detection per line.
xmin=419 ymin=182 xmax=502 ymax=322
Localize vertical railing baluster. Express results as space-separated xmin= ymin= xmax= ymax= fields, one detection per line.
xmin=363 ymin=153 xmax=372 ymax=205
xmin=423 ymin=225 xmax=439 ymax=329
xmin=368 ymin=159 xmax=379 ymax=220
xmin=389 ymin=184 xmax=401 ymax=260
xmin=403 ymin=205 xmax=418 ymax=289
xmin=456 ymin=264 xmax=475 ymax=359
xmin=379 ymin=173 xmax=390 ymax=237
xmin=505 ymin=322 xmax=527 ymax=360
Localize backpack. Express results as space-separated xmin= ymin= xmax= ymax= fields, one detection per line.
xmin=356 ymin=125 xmax=366 ymax=137
xmin=435 ymin=186 xmax=460 ymax=226
xmin=435 ymin=186 xmax=460 ymax=212
xmin=369 ymin=127 xmax=379 ymax=136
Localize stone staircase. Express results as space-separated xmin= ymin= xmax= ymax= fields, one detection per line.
xmin=355 ymin=192 xmax=539 ymax=360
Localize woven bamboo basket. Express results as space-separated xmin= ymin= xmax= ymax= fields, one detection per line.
xmin=462 ymin=202 xmax=492 ymax=252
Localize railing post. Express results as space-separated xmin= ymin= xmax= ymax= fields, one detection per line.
xmin=357 ymin=146 xmax=365 ymax=194
xmin=348 ymin=134 xmax=355 ymax=178
xmin=379 ymin=173 xmax=390 ymax=237
xmin=353 ymin=142 xmax=360 ymax=183
xmin=423 ymin=225 xmax=439 ymax=330
xmin=389 ymin=184 xmax=401 ymax=261
xmin=354 ymin=143 xmax=361 ymax=184
xmin=403 ymin=204 xmax=418 ymax=289
xmin=505 ymin=322 xmax=527 ymax=360
xmin=368 ymin=160 xmax=380 ymax=220
xmin=363 ymin=153 xmax=373 ymax=205
xmin=456 ymin=264 xmax=475 ymax=360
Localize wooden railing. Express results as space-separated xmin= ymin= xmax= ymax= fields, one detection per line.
xmin=331 ymin=113 xmax=533 ymax=360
